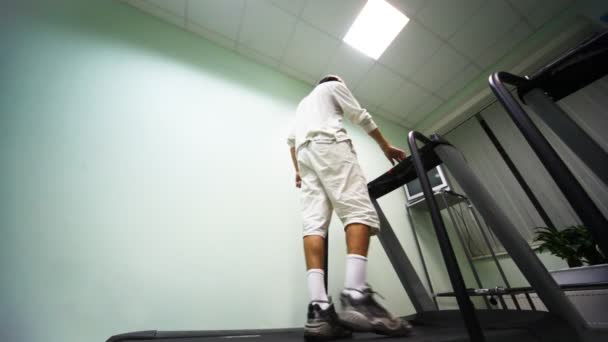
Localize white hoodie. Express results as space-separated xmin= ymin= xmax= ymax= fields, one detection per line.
xmin=287 ymin=81 xmax=377 ymax=150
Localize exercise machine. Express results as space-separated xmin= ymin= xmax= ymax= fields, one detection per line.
xmin=489 ymin=30 xmax=608 ymax=257
xmin=107 ymin=131 xmax=607 ymax=342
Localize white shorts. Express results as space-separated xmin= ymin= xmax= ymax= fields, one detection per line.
xmin=297 ymin=140 xmax=380 ymax=238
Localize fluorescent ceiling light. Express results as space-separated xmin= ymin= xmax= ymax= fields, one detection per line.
xmin=343 ymin=0 xmax=409 ymax=60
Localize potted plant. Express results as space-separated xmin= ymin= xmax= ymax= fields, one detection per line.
xmin=534 ymin=225 xmax=607 ymax=267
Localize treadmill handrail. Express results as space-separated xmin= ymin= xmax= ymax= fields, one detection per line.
xmin=408 ymin=131 xmax=486 ymax=342
xmin=436 ymin=281 xmax=608 ymax=297
xmin=489 ymin=71 xmax=608 ymax=259
xmin=367 ymin=139 xmax=444 ymax=199
xmin=518 ymin=30 xmax=608 ymax=102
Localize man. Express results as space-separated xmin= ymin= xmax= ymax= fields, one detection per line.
xmin=287 ymin=75 xmax=412 ymax=340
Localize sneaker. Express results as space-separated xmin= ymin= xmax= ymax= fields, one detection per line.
xmin=338 ymin=287 xmax=413 ymax=337
xmin=304 ymin=300 xmax=352 ymax=341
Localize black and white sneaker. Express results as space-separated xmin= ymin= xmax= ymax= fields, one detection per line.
xmin=305 ymin=300 xmax=352 ymax=341
xmin=339 ymin=287 xmax=413 ymax=337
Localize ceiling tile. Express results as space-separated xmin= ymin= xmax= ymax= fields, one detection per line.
xmin=525 ymin=0 xmax=574 ymax=29
xmin=379 ymin=21 xmax=442 ymax=78
xmin=381 ymin=80 xmax=431 ymax=116
xmin=399 ymin=117 xmax=415 ymax=129
xmin=300 ymin=0 xmax=366 ymax=39
xmin=354 ymin=64 xmax=404 ymax=106
xmin=351 ymin=94 xmax=376 ymax=113
xmin=416 ymin=0 xmax=484 ymax=40
xmin=377 ymin=107 xmax=399 ymax=119
xmin=237 ymin=44 xmax=280 ymax=68
xmin=436 ymin=63 xmax=481 ymax=100
xmin=387 ymin=0 xmax=426 ymax=17
xmin=269 ymin=0 xmax=308 ymax=16
xmin=238 ymin=0 xmax=297 ymax=60
xmin=323 ymin=43 xmax=374 ymax=89
xmin=187 ymin=21 xmax=236 ymax=50
xmin=506 ymin=0 xmax=542 ymax=14
xmin=282 ymin=21 xmax=341 ymax=81
xmin=377 ymin=108 xmax=414 ymax=128
xmin=146 ymin=0 xmax=185 ymax=17
xmin=410 ymin=44 xmax=469 ymax=92
xmin=125 ymin=0 xmax=145 ymax=11
xmin=187 ymin=0 xmax=245 ymax=40
xmin=130 ymin=0 xmax=185 ymax=28
xmin=407 ymin=94 xmax=443 ymax=124
xmin=279 ymin=64 xmax=317 ymax=85
xmin=476 ymin=21 xmax=532 ymax=69
xmin=449 ymin=0 xmax=520 ymax=60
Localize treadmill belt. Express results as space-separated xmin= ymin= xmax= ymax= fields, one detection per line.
xmin=117 ymin=328 xmax=531 ymax=342
xmin=108 ymin=310 xmax=577 ymax=342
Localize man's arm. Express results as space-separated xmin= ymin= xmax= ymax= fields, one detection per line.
xmin=332 ymin=82 xmax=377 ymax=133
xmin=287 ymin=122 xmax=301 ymax=188
xmin=331 ymin=83 xmax=407 ymax=164
xmin=290 ymin=146 xmax=302 ymax=188
xmin=368 ymin=128 xmax=407 ymax=165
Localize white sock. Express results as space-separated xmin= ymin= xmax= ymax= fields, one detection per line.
xmin=344 ymin=254 xmax=368 ymax=299
xmin=307 ymin=269 xmax=330 ymax=309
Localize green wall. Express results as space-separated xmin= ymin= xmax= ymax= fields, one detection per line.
xmin=0 ymin=1 xmax=418 ymax=342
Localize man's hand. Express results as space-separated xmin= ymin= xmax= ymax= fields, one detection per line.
xmin=368 ymin=128 xmax=407 ymax=165
xmin=295 ymin=172 xmax=302 ymax=188
xmin=382 ymin=145 xmax=407 ymax=165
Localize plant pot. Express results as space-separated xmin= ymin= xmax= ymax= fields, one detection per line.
xmin=551 ymin=263 xmax=608 ymax=285
xmin=566 ymin=257 xmax=583 ymax=268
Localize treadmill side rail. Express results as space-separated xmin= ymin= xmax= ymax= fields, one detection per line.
xmin=409 ymin=132 xmax=486 ymax=342
xmin=434 ymin=143 xmax=589 ymax=338
xmin=489 ymin=71 xmax=608 ymax=259
xmin=372 ymin=198 xmax=437 ymax=312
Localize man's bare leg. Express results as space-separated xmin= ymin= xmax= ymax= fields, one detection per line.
xmin=341 ymin=223 xmax=413 ymax=336
xmin=303 ymin=235 xmax=329 ymax=309
xmin=304 ymin=235 xmax=325 ymax=270
xmin=345 ymin=223 xmax=370 ymax=256
xmin=303 ymin=235 xmax=352 ymax=338
xmin=344 ymin=223 xmax=370 ymax=297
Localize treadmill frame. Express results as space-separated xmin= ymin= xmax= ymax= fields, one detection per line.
xmin=488 ymin=30 xmax=608 ymax=256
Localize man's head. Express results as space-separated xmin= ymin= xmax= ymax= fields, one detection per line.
xmin=318 ymin=74 xmax=344 ymax=85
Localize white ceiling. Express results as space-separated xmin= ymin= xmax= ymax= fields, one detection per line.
xmin=124 ymin=0 xmax=576 ymax=128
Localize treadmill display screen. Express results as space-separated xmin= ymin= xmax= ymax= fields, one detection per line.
xmin=405 ymin=166 xmax=448 ymax=203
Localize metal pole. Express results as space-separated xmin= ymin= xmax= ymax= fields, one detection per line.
xmin=406 ymin=204 xmax=438 ymax=307
xmin=476 ymin=113 xmax=556 ymax=229
xmin=440 ymin=191 xmax=491 ymax=309
xmin=524 ymin=292 xmax=537 ymax=311
xmin=498 ymin=295 xmax=508 ymax=310
xmin=466 ymin=200 xmax=522 ymax=310
xmin=372 ymin=199 xmax=437 ymax=312
xmin=408 ymin=132 xmax=485 ymax=342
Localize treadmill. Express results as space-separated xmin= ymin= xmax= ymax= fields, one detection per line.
xmin=489 ymin=30 xmax=608 ymax=257
xmin=107 ymin=131 xmax=607 ymax=342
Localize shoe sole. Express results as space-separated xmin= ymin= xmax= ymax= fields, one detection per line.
xmin=338 ymin=310 xmax=372 ymax=332
xmin=304 ymin=322 xmax=352 ymax=341
xmin=338 ymin=310 xmax=413 ymax=337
